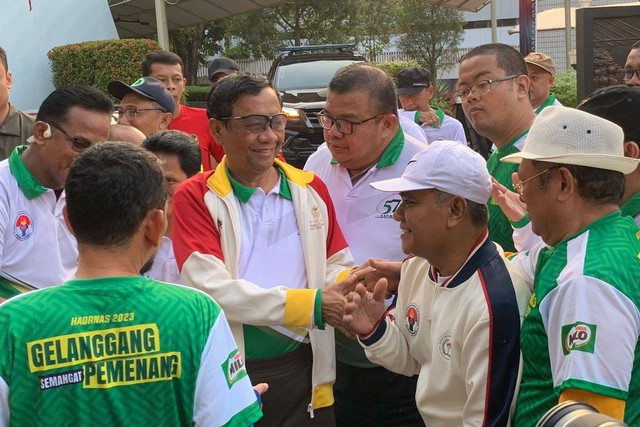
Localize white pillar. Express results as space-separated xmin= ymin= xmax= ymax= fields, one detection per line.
xmin=154 ymin=0 xmax=170 ymax=50
xmin=491 ymin=0 xmax=497 ymax=43
xmin=565 ymin=0 xmax=572 ymax=70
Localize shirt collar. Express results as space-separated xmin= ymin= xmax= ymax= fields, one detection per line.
xmin=8 ymin=145 xmax=47 ymax=200
xmin=330 ymin=125 xmax=405 ymax=168
xmin=226 ymin=165 xmax=292 ymax=203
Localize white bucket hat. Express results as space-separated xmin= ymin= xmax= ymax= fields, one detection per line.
xmin=370 ymin=140 xmax=491 ymax=204
xmin=502 ymin=106 xmax=639 ymax=174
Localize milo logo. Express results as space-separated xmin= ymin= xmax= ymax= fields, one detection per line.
xmin=561 ymin=322 xmax=596 ymax=355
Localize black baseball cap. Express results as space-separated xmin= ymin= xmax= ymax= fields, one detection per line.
xmin=578 ymin=85 xmax=640 ymax=143
xmin=107 ymin=77 xmax=174 ymax=114
xmin=396 ymin=67 xmax=432 ymax=96
xmin=208 ymin=57 xmax=240 ymax=81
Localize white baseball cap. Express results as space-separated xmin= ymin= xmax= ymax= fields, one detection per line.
xmin=502 ymin=106 xmax=639 ymax=174
xmin=370 ymin=140 xmax=492 ymax=204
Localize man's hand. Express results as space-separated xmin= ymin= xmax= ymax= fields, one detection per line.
xmin=343 ymin=279 xmax=388 ymax=336
xmin=253 ymin=383 xmax=268 ymax=396
xmin=321 ymin=275 xmax=360 ymax=338
xmin=490 ymin=175 xmax=527 ymax=222
xmin=351 ymin=259 xmax=402 ymax=297
xmin=417 ymin=110 xmax=440 ymax=127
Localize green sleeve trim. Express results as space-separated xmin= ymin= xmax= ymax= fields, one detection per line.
xmin=511 ymin=213 xmax=530 ymax=228
xmin=432 ymin=107 xmax=445 ymax=129
xmin=314 ymin=289 xmax=325 ymax=330
xmin=555 ymin=378 xmax=628 ymax=401
xmin=220 ymin=401 xmax=263 ymax=427
xmin=413 ymin=111 xmax=420 ymax=125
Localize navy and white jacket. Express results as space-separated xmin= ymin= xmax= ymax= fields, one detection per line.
xmin=359 ymin=232 xmax=530 ymax=426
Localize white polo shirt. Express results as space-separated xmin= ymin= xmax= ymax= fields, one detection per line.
xmin=305 ymin=128 xmax=427 ymax=264
xmin=399 ymin=108 xmax=466 ymax=145
xmin=0 ymin=146 xmax=77 ymax=297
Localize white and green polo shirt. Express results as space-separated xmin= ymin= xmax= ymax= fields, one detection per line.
xmin=0 ymin=146 xmax=77 ymax=299
xmin=512 ymin=212 xmax=640 ymax=425
xmin=305 ymin=127 xmax=427 ymax=367
xmin=399 ymin=108 xmax=466 ymax=145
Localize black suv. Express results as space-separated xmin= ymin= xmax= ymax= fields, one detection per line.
xmin=267 ymin=44 xmax=367 ymax=168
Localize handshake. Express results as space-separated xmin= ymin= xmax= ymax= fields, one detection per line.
xmin=320 ymin=259 xmax=402 ymax=339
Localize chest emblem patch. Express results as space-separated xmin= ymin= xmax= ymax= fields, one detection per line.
xmin=14 ymin=211 xmax=34 ymax=241
xmin=439 ymin=335 xmax=453 ymax=360
xmin=405 ymin=303 xmax=420 ymax=336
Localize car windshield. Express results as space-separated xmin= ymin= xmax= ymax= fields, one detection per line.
xmin=274 ymin=60 xmax=362 ymax=91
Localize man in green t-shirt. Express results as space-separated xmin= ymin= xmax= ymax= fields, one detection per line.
xmin=455 ymin=43 xmax=536 ymax=252
xmin=0 ymin=142 xmax=262 ymax=426
xmin=502 ymin=106 xmax=640 ymax=425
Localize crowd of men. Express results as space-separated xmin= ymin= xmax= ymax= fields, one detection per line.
xmin=0 ymin=40 xmax=640 ymax=427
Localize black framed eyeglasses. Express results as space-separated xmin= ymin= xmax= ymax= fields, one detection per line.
xmin=317 ymin=112 xmax=390 ymax=135
xmin=454 ymin=75 xmax=518 ymax=102
xmin=218 ymin=113 xmax=287 ymax=133
xmin=116 ymin=107 xmax=167 ymax=119
xmin=623 ymin=69 xmax=640 ymax=82
xmin=47 ymin=121 xmax=94 ymax=153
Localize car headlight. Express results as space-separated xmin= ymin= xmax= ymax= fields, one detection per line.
xmin=283 ymin=106 xmax=301 ymax=120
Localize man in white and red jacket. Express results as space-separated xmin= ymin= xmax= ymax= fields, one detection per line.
xmin=172 ymin=72 xmax=355 ymax=427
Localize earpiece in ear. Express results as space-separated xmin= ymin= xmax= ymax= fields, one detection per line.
xmin=43 ymin=123 xmax=52 ymax=138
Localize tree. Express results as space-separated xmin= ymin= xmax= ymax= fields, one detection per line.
xmin=350 ymin=0 xmax=399 ymax=62
xmin=396 ymin=1 xmax=465 ymax=83
xmin=222 ymin=0 xmax=360 ymax=59
xmin=170 ymin=21 xmax=225 ymax=83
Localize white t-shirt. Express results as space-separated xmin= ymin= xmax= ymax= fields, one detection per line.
xmin=0 ymin=148 xmax=77 ymax=290
xmin=398 ymin=108 xmax=466 ymax=145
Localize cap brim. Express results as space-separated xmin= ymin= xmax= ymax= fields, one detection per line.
xmin=370 ymin=177 xmax=434 ymax=193
xmin=209 ymin=68 xmax=237 ymax=79
xmin=524 ymin=62 xmax=555 ymax=76
xmin=397 ymin=87 xmax=425 ymax=96
xmin=107 ymin=80 xmax=150 ymax=103
xmin=502 ymin=152 xmax=639 ymax=174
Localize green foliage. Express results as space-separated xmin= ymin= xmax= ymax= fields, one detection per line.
xmin=350 ymin=0 xmax=399 ymax=61
xmin=373 ymin=60 xmax=421 ymax=78
xmin=48 ymin=39 xmax=160 ymax=94
xmin=553 ymin=70 xmax=577 ymax=107
xmin=396 ymin=1 xmax=465 ymax=80
xmin=185 ymin=85 xmax=211 ymax=102
xmin=222 ymin=0 xmax=361 ymax=59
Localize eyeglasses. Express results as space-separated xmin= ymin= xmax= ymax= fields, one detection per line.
xmin=317 ymin=112 xmax=390 ymax=135
xmin=623 ymin=69 xmax=640 ymax=82
xmin=219 ymin=113 xmax=287 ymax=133
xmin=454 ymin=75 xmax=518 ymax=102
xmin=513 ymin=168 xmax=553 ymax=195
xmin=47 ymin=122 xmax=94 ymax=153
xmin=116 ymin=107 xmax=167 ymax=119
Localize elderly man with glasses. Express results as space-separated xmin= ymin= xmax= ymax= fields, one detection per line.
xmin=304 ymin=63 xmax=427 ymax=426
xmin=171 ymin=72 xmax=356 ymax=427
xmin=108 ymin=77 xmax=174 ymax=137
xmin=0 ymin=85 xmax=112 ymax=300
xmin=456 ymin=43 xmax=537 ymax=253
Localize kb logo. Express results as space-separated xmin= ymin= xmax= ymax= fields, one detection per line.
xmin=562 ymin=322 xmax=597 ymax=355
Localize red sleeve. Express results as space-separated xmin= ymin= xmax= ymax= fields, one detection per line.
xmin=172 ymin=171 xmax=224 ymax=269
xmin=308 ymin=175 xmax=349 ymax=259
